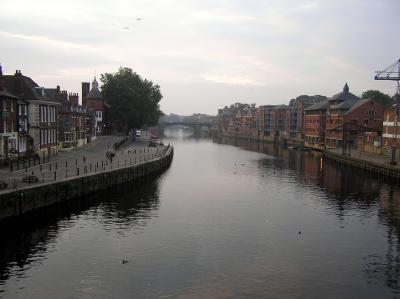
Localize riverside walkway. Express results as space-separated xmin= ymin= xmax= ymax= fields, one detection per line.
xmin=0 ymin=134 xmax=168 ymax=193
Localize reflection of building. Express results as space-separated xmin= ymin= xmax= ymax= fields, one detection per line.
xmin=82 ymin=77 xmax=104 ymax=138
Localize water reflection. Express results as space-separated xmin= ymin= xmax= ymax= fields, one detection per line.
xmin=0 ymin=176 xmax=162 ymax=293
xmin=216 ymin=135 xmax=400 ymax=294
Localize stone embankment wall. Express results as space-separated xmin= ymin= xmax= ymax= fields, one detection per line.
xmin=0 ymin=146 xmax=174 ymax=222
xmin=323 ymin=150 xmax=400 ymax=182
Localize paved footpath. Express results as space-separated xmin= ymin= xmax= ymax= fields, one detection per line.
xmin=327 ymin=147 xmax=400 ymax=168
xmin=0 ymin=134 xmax=168 ymax=193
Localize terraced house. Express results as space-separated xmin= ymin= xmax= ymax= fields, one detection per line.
xmin=3 ymin=70 xmax=60 ymax=158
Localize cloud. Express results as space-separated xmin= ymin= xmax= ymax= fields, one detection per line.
xmin=201 ymin=74 xmax=266 ymax=86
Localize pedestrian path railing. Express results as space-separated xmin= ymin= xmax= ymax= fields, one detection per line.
xmin=0 ymin=144 xmax=170 ymax=192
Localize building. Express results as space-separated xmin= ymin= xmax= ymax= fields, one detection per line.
xmin=382 ymin=101 xmax=400 ymax=158
xmin=304 ymin=100 xmax=328 ymax=146
xmin=325 ymin=83 xmax=383 ymax=149
xmin=4 ymin=70 xmax=60 ymax=158
xmin=305 ymin=83 xmax=383 ymax=149
xmin=82 ymin=77 xmax=104 ymax=138
xmin=285 ymin=99 xmax=297 ymax=138
xmin=258 ymin=105 xmax=288 ymax=136
xmin=0 ymin=65 xmax=18 ymax=161
xmin=45 ymin=87 xmax=88 ymax=149
xmin=295 ymin=95 xmax=326 ymax=139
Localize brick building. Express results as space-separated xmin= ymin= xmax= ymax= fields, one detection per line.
xmin=46 ymin=87 xmax=88 ymax=149
xmin=4 ymin=70 xmax=60 ymax=158
xmin=82 ymin=77 xmax=104 ymax=138
xmin=382 ymin=102 xmax=400 ymax=158
xmin=304 ymin=100 xmax=328 ymax=146
xmin=258 ymin=105 xmax=288 ymax=136
xmin=0 ymin=65 xmax=18 ymax=160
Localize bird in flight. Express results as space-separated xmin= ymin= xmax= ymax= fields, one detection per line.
xmin=137 ymin=18 xmax=142 ymax=21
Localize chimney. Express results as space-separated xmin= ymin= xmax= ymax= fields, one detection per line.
xmin=15 ymin=70 xmax=23 ymax=96
xmin=69 ymin=92 xmax=79 ymax=106
xmin=0 ymin=63 xmax=3 ymax=91
xmin=56 ymin=85 xmax=60 ymax=94
xmin=82 ymin=82 xmax=90 ymax=106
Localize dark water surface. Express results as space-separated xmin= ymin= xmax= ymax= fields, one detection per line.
xmin=1 ymin=135 xmax=400 ymax=299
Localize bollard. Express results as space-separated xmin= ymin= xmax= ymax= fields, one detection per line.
xmin=83 ymin=156 xmax=86 ymax=163
xmin=25 ymin=166 xmax=28 ymax=172
xmin=54 ymin=171 xmax=57 ymax=181
xmin=77 ymin=168 xmax=80 ymax=176
xmin=10 ymin=161 xmax=13 ymax=172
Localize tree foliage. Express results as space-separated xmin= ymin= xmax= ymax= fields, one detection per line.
xmin=361 ymin=90 xmax=394 ymax=107
xmin=101 ymin=67 xmax=163 ymax=131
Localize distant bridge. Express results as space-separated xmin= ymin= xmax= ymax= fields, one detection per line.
xmin=158 ymin=121 xmax=213 ymax=137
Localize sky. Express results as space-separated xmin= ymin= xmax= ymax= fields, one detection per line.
xmin=0 ymin=0 xmax=399 ymax=115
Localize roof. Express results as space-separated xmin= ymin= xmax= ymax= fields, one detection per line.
xmin=0 ymin=89 xmax=18 ymax=99
xmin=3 ymin=72 xmax=59 ymax=104
xmin=86 ymin=77 xmax=103 ymax=99
xmin=328 ymin=83 xmax=360 ymax=110
xmin=343 ymin=98 xmax=370 ymax=115
xmin=305 ymin=99 xmax=329 ymax=111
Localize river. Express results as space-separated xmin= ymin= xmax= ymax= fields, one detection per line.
xmin=1 ymin=131 xmax=400 ymax=298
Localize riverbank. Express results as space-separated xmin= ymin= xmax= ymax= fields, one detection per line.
xmin=0 ymin=145 xmax=173 ymax=222
xmin=216 ymin=131 xmax=400 ymax=182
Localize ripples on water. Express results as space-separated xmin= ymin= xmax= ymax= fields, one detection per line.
xmin=1 ymin=133 xmax=400 ymax=298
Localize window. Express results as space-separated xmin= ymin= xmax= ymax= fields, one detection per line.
xmin=11 ymin=102 xmax=14 ymax=112
xmin=18 ymin=105 xmax=22 ymax=115
xmin=3 ymin=101 xmax=7 ymax=112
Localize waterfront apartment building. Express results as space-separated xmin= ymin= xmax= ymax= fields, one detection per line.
xmin=382 ymin=104 xmax=400 ymax=158
xmin=305 ymin=83 xmax=383 ymax=149
xmin=304 ymin=100 xmax=328 ymax=146
xmin=258 ymin=105 xmax=288 ymax=136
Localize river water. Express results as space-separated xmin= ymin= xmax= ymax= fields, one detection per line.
xmin=1 ymin=131 xmax=400 ymax=299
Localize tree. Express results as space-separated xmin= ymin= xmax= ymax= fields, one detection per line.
xmin=101 ymin=67 xmax=163 ymax=133
xmin=361 ymin=90 xmax=394 ymax=107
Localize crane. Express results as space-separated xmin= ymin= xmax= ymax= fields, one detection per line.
xmin=375 ymin=58 xmax=400 ymax=165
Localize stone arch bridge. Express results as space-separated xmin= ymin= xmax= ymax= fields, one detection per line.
xmin=158 ymin=121 xmax=213 ymax=137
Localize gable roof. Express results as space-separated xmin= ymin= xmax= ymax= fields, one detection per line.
xmin=343 ymin=98 xmax=370 ymax=115
xmin=305 ymin=99 xmax=329 ymax=111
xmin=3 ymin=73 xmax=59 ymax=104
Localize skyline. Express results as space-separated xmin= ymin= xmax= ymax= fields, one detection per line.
xmin=1 ymin=0 xmax=399 ymax=115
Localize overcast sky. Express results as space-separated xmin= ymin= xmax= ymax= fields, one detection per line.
xmin=1 ymin=0 xmax=399 ymax=115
